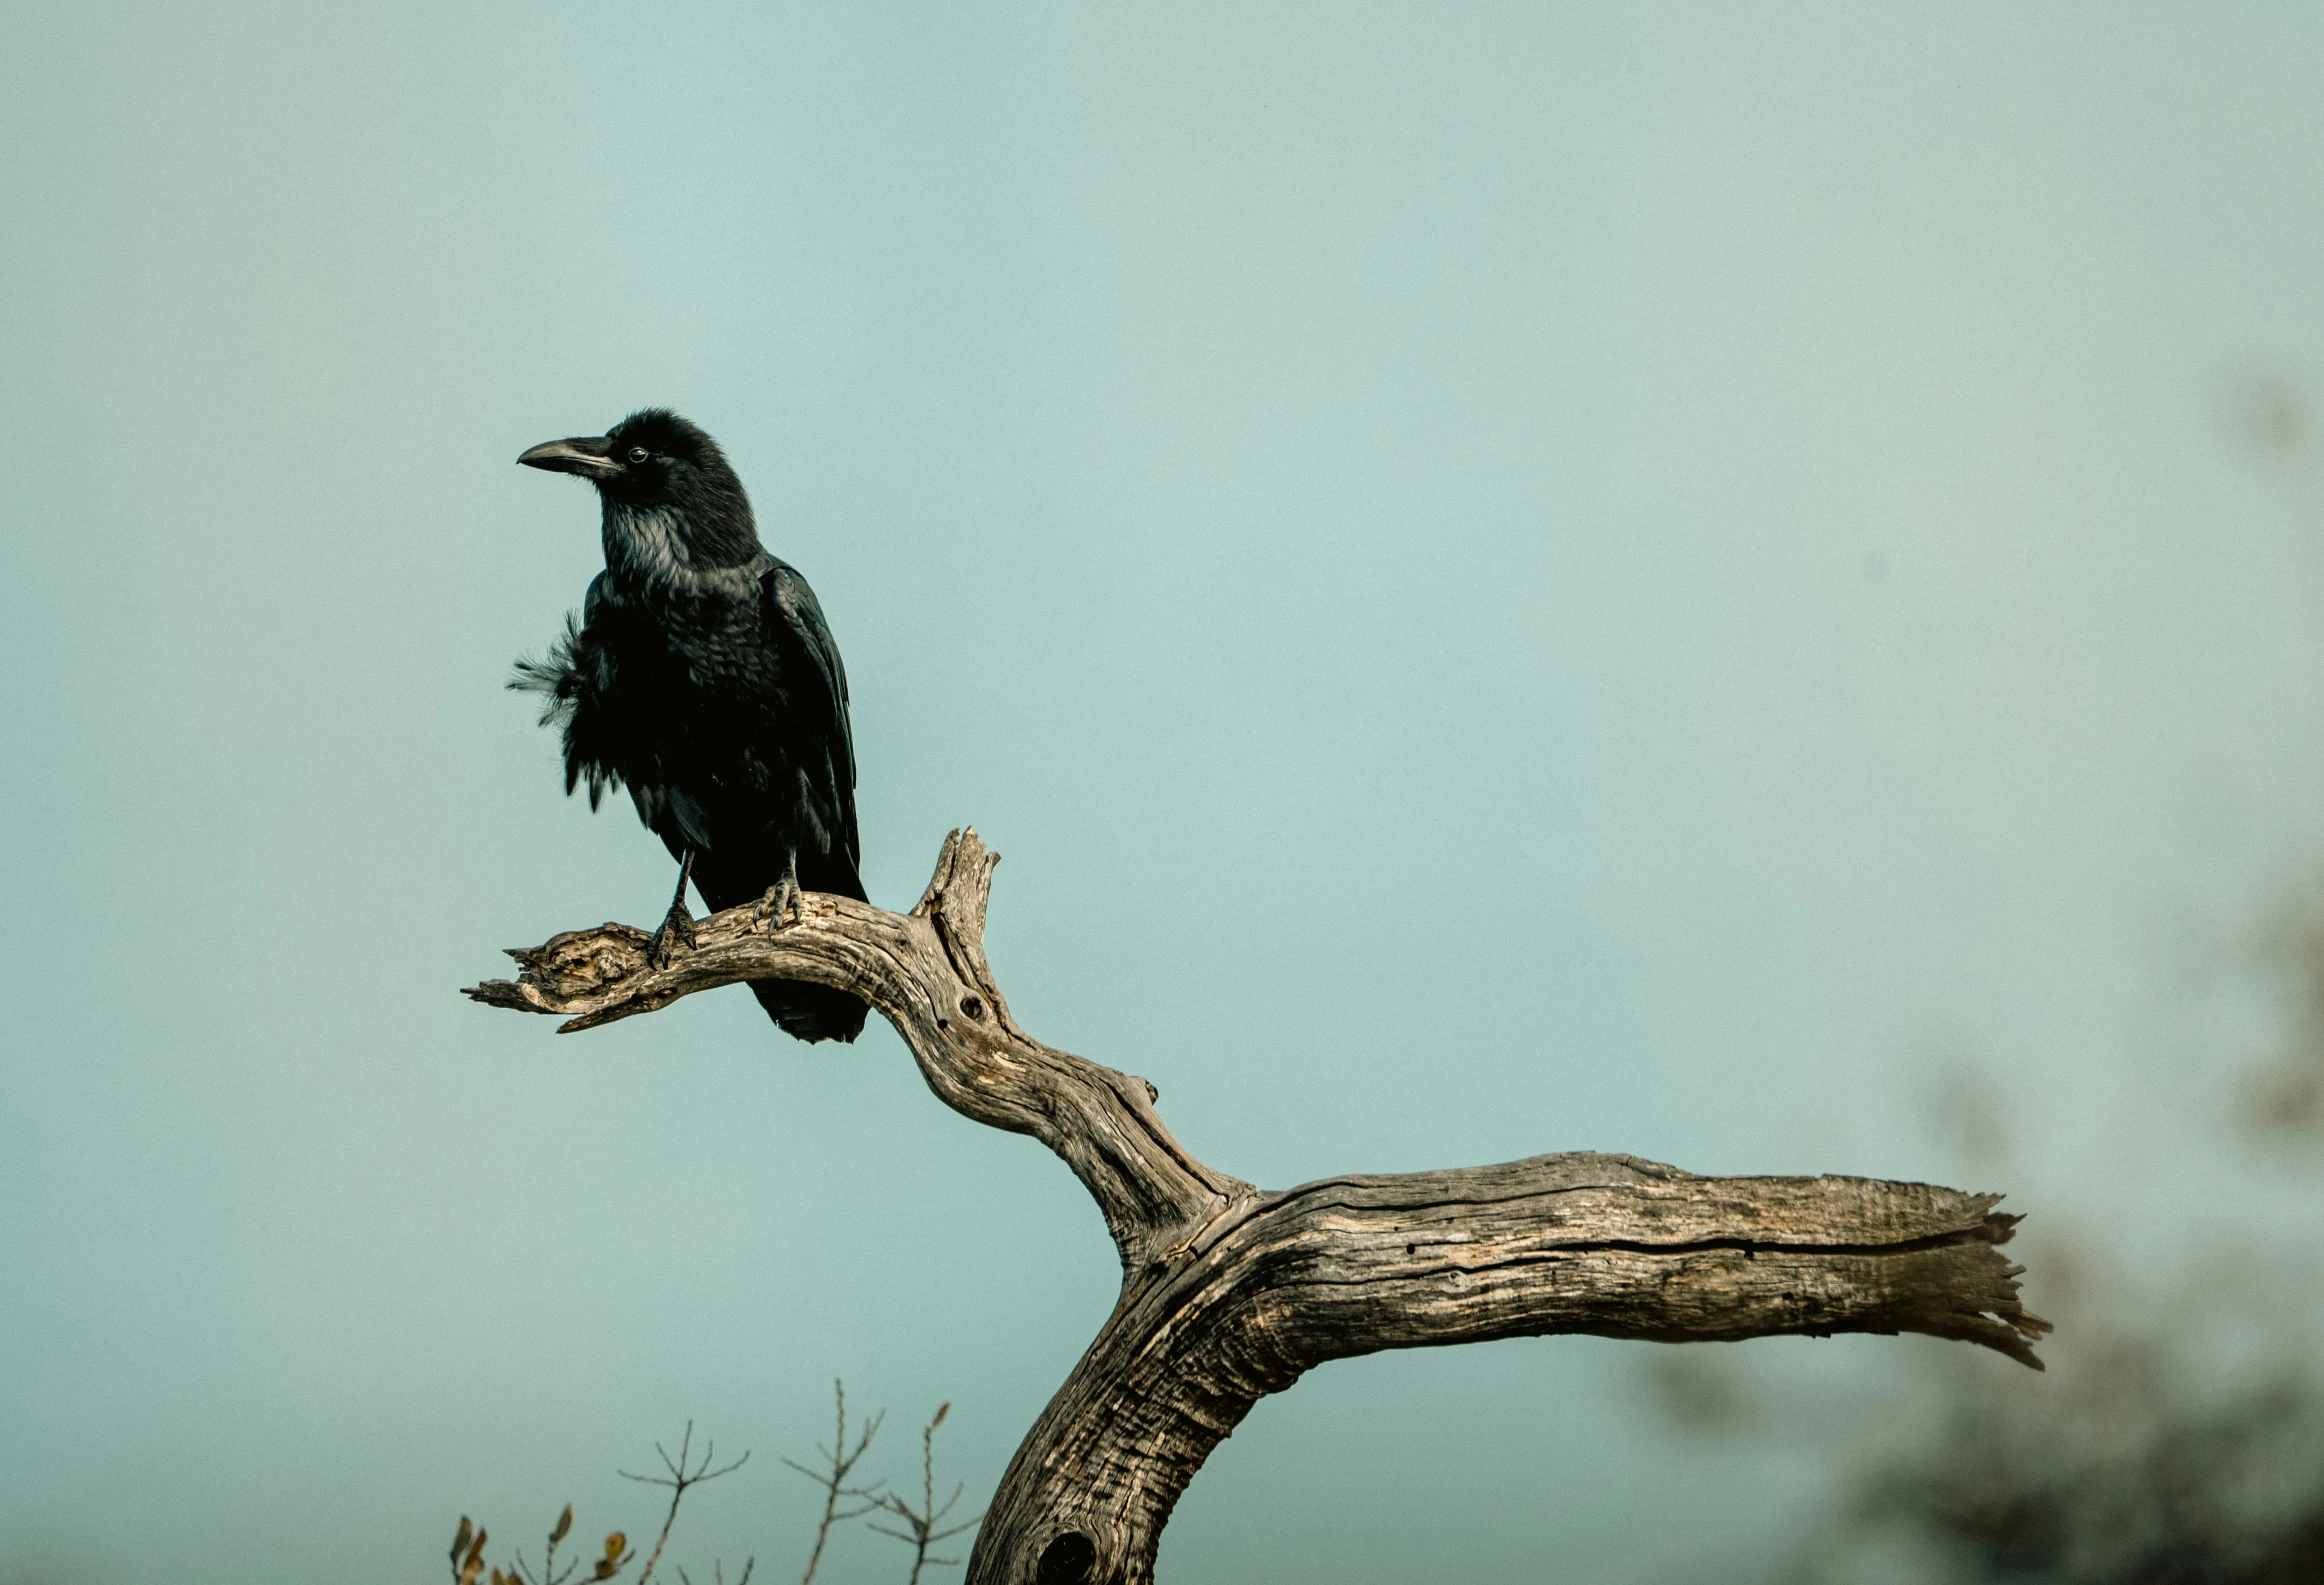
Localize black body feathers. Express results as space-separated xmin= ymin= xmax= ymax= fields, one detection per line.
xmin=513 ymin=410 xmax=868 ymax=1042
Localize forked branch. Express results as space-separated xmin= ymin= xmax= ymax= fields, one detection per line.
xmin=468 ymin=830 xmax=2048 ymax=1585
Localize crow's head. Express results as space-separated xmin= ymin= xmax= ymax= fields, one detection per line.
xmin=519 ymin=409 xmax=760 ymax=570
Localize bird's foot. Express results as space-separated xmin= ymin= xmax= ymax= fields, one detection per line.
xmin=647 ymin=902 xmax=698 ymax=969
xmin=752 ymin=875 xmax=805 ymax=934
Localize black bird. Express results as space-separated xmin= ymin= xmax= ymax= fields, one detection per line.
xmin=512 ymin=409 xmax=868 ymax=1043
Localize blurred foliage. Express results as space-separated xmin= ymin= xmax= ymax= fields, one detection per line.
xmin=1785 ymin=1309 xmax=2324 ymax=1582
xmin=1648 ymin=1231 xmax=2324 ymax=1584
xmin=1647 ymin=831 xmax=2324 ymax=1584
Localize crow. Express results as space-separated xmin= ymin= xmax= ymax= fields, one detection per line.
xmin=511 ymin=409 xmax=868 ymax=1043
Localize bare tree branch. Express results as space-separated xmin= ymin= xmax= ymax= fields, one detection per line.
xmin=469 ymin=829 xmax=2048 ymax=1585
xmin=781 ymin=1380 xmax=884 ymax=1585
xmin=456 ymin=1434 xmax=745 ymax=1585
xmin=468 ymin=830 xmax=1238 ymax=1271
xmin=619 ymin=1421 xmax=750 ymax=1585
xmin=869 ymin=1402 xmax=979 ymax=1585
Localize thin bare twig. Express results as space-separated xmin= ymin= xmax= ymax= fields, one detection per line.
xmin=619 ymin=1421 xmax=752 ymax=1585
xmin=783 ymin=1381 xmax=885 ymax=1585
xmin=868 ymin=1402 xmax=981 ymax=1585
xmin=677 ymin=1562 xmax=755 ymax=1585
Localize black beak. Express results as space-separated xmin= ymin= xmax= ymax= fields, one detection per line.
xmin=518 ymin=435 xmax=620 ymax=478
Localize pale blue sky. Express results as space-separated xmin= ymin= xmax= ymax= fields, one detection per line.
xmin=5 ymin=5 xmax=2323 ymax=1582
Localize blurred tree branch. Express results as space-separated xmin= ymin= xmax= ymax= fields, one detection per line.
xmin=469 ymin=828 xmax=2048 ymax=1585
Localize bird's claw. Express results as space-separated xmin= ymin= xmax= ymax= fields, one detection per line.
xmin=647 ymin=904 xmax=698 ymax=969
xmin=752 ymin=876 xmax=804 ymax=934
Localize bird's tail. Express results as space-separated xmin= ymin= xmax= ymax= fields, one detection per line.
xmin=692 ymin=851 xmax=870 ymax=1043
xmin=746 ymin=977 xmax=867 ymax=1043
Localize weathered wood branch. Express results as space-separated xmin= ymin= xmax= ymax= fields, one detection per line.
xmin=468 ymin=829 xmax=2048 ymax=1585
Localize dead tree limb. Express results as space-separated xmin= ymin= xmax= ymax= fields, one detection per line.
xmin=468 ymin=829 xmax=2047 ymax=1585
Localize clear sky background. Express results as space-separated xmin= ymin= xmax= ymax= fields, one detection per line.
xmin=5 ymin=5 xmax=2324 ymax=1583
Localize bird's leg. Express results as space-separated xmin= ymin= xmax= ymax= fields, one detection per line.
xmin=752 ymin=852 xmax=805 ymax=934
xmin=647 ymin=850 xmax=699 ymax=969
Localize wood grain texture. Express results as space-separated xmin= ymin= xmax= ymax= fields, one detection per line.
xmin=468 ymin=829 xmax=2048 ymax=1585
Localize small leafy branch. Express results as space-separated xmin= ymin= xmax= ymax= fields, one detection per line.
xmin=445 ymin=1503 xmax=636 ymax=1585
xmin=448 ymin=1384 xmax=978 ymax=1585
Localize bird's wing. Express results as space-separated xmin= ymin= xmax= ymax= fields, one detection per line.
xmin=760 ymin=558 xmax=860 ymax=873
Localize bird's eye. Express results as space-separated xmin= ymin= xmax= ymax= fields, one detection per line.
xmin=627 ymin=446 xmax=650 ymax=464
